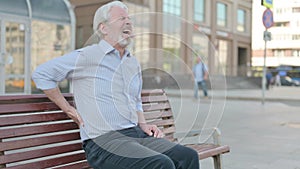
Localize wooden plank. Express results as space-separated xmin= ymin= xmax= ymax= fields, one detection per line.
xmin=0 ymin=143 xmax=83 ymax=164
xmin=141 ymin=89 xmax=164 ymax=96
xmin=144 ymin=110 xmax=173 ymax=120
xmin=141 ymin=95 xmax=168 ymax=103
xmin=0 ymin=122 xmax=78 ymax=139
xmin=0 ymin=94 xmax=73 ymax=102
xmin=147 ymin=118 xmax=175 ymax=127
xmin=0 ymin=112 xmax=70 ymax=127
xmin=0 ymin=102 xmax=60 ymax=114
xmin=162 ymin=126 xmax=176 ymax=135
xmin=4 ymin=153 xmax=86 ymax=169
xmin=185 ymin=144 xmax=230 ymax=160
xmin=0 ymin=132 xmax=80 ymax=152
xmin=142 ymin=102 xmax=171 ymax=112
xmin=199 ymin=145 xmax=230 ymax=160
xmin=54 ymin=160 xmax=91 ymax=169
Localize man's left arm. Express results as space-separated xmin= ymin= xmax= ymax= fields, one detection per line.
xmin=137 ymin=111 xmax=164 ymax=138
xmin=135 ymin=65 xmax=164 ymax=138
xmin=204 ymin=64 xmax=209 ymax=80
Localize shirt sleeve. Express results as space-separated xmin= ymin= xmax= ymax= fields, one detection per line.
xmin=32 ymin=51 xmax=80 ymax=90
xmin=136 ymin=65 xmax=143 ymax=112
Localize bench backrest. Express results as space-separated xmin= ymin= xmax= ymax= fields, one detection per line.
xmin=0 ymin=89 xmax=175 ymax=168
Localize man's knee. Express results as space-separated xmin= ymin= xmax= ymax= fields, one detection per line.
xmin=186 ymin=147 xmax=199 ymax=161
xmin=150 ymin=154 xmax=175 ymax=169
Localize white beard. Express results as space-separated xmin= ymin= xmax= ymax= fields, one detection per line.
xmin=118 ymin=34 xmax=131 ymax=47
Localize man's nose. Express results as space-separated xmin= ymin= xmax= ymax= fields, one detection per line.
xmin=124 ymin=17 xmax=132 ymax=25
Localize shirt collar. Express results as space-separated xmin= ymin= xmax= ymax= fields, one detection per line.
xmin=98 ymin=40 xmax=131 ymax=58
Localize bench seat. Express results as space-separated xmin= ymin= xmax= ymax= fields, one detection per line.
xmin=0 ymin=89 xmax=229 ymax=169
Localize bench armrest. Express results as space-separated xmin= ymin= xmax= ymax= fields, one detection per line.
xmin=174 ymin=127 xmax=222 ymax=145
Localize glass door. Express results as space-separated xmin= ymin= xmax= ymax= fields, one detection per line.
xmin=0 ymin=19 xmax=30 ymax=95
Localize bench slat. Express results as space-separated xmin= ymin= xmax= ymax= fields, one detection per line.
xmin=186 ymin=144 xmax=230 ymax=160
xmin=54 ymin=160 xmax=91 ymax=169
xmin=161 ymin=126 xmax=176 ymax=135
xmin=141 ymin=95 xmax=168 ymax=103
xmin=141 ymin=89 xmax=164 ymax=96
xmin=0 ymin=122 xmax=78 ymax=139
xmin=0 ymin=143 xmax=83 ymax=164
xmin=0 ymin=132 xmax=80 ymax=152
xmin=143 ymin=102 xmax=171 ymax=112
xmin=4 ymin=152 xmax=86 ymax=169
xmin=147 ymin=118 xmax=174 ymax=127
xmin=0 ymin=94 xmax=73 ymax=102
xmin=0 ymin=112 xmax=70 ymax=127
xmin=144 ymin=110 xmax=173 ymax=120
xmin=0 ymin=102 xmax=60 ymax=114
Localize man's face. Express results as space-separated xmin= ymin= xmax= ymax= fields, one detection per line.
xmin=105 ymin=6 xmax=133 ymax=48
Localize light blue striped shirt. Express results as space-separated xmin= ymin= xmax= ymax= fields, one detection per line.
xmin=32 ymin=40 xmax=143 ymax=141
xmin=193 ymin=63 xmax=208 ymax=82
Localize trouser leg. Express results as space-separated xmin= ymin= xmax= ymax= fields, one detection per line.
xmin=83 ymin=138 xmax=175 ymax=169
xmin=199 ymin=81 xmax=208 ymax=96
xmin=136 ymin=127 xmax=200 ymax=169
xmin=194 ymin=81 xmax=199 ymax=99
xmin=82 ymin=126 xmax=200 ymax=169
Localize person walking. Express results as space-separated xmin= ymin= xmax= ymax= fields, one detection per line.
xmin=32 ymin=1 xmax=199 ymax=169
xmin=266 ymin=70 xmax=273 ymax=90
xmin=193 ymin=56 xmax=209 ymax=99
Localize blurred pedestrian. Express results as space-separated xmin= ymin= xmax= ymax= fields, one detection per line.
xmin=275 ymin=73 xmax=281 ymax=86
xmin=266 ymin=71 xmax=273 ymax=90
xmin=193 ymin=56 xmax=208 ymax=99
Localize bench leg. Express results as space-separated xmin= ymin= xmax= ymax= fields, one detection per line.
xmin=213 ymin=155 xmax=222 ymax=169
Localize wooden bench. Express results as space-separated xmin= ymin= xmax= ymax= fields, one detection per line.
xmin=0 ymin=89 xmax=230 ymax=169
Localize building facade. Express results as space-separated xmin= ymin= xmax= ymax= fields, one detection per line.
xmin=0 ymin=0 xmax=252 ymax=95
xmin=70 ymin=0 xmax=252 ymax=78
xmin=0 ymin=0 xmax=75 ymax=95
xmin=252 ymin=0 xmax=300 ymax=68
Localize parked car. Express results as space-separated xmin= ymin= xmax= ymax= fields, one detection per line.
xmin=281 ymin=76 xmax=300 ymax=86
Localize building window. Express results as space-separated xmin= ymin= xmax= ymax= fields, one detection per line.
xmin=274 ymin=50 xmax=285 ymax=57
xmin=292 ymin=34 xmax=300 ymax=40
xmin=163 ymin=0 xmax=181 ymax=16
xmin=124 ymin=1 xmax=150 ymax=67
xmin=274 ymin=22 xmax=289 ymax=27
xmin=217 ymin=2 xmax=227 ymax=27
xmin=194 ymin=0 xmax=205 ymax=22
xmin=192 ymin=32 xmax=209 ymax=60
xmin=293 ymin=50 xmax=300 ymax=57
xmin=162 ymin=0 xmax=181 ymax=73
xmin=217 ymin=39 xmax=229 ymax=73
xmin=237 ymin=9 xmax=246 ymax=32
xmin=292 ymin=7 xmax=300 ymax=13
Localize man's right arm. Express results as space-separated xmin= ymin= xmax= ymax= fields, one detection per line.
xmin=32 ymin=51 xmax=84 ymax=126
xmin=43 ymin=87 xmax=83 ymax=126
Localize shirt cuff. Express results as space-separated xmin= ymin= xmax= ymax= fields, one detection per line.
xmin=32 ymin=78 xmax=57 ymax=90
xmin=136 ymin=102 xmax=143 ymax=112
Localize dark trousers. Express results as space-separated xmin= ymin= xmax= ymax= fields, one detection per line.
xmin=82 ymin=126 xmax=199 ymax=169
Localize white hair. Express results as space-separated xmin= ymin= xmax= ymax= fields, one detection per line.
xmin=93 ymin=1 xmax=128 ymax=34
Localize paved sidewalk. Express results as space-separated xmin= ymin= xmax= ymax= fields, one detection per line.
xmin=165 ymin=86 xmax=300 ymax=102
xmin=165 ymin=86 xmax=300 ymax=169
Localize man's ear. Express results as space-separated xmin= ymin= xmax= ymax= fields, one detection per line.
xmin=99 ymin=23 xmax=108 ymax=35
